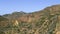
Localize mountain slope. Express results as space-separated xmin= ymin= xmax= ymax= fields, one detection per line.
xmin=1 ymin=4 xmax=60 ymax=34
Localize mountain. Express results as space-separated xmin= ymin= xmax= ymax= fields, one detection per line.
xmin=0 ymin=16 xmax=10 ymax=34
xmin=0 ymin=16 xmax=9 ymax=27
xmin=3 ymin=11 xmax=26 ymax=19
xmin=0 ymin=4 xmax=60 ymax=34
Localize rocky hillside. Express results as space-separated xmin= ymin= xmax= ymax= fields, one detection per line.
xmin=0 ymin=4 xmax=60 ymax=34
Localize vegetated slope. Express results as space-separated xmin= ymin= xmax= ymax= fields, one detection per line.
xmin=0 ymin=16 xmax=10 ymax=34
xmin=1 ymin=4 xmax=60 ymax=34
xmin=0 ymin=16 xmax=9 ymax=27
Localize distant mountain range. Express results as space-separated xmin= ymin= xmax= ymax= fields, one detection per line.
xmin=0 ymin=4 xmax=60 ymax=34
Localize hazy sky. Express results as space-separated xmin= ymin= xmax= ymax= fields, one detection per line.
xmin=0 ymin=0 xmax=60 ymax=15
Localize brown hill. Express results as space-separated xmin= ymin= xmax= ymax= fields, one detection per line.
xmin=1 ymin=4 xmax=60 ymax=34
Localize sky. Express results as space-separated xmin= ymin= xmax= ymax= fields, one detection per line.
xmin=0 ymin=0 xmax=60 ymax=15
